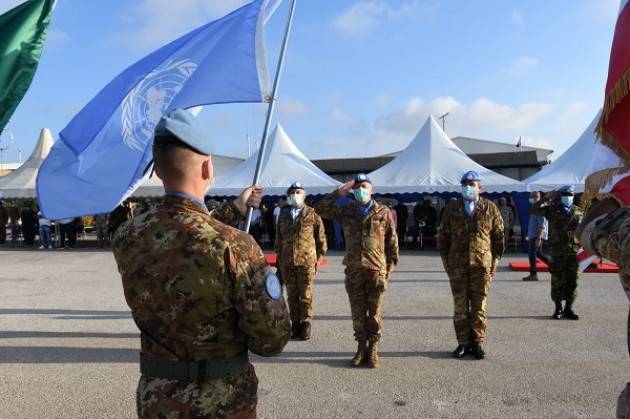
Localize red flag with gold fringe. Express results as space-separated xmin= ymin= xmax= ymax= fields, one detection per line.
xmin=584 ymin=0 xmax=630 ymax=207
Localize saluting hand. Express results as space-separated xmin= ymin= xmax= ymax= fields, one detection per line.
xmin=338 ymin=180 xmax=355 ymax=197
xmin=544 ymin=191 xmax=559 ymax=202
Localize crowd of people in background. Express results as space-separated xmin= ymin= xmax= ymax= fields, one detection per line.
xmin=1 ymin=193 xmax=536 ymax=256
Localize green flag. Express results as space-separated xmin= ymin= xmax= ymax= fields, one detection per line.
xmin=0 ymin=0 xmax=54 ymax=134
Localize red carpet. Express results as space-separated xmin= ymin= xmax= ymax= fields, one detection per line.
xmin=265 ymin=253 xmax=328 ymax=268
xmin=509 ymin=260 xmax=619 ymax=274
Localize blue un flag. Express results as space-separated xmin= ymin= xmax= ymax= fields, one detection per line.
xmin=37 ymin=0 xmax=273 ymax=219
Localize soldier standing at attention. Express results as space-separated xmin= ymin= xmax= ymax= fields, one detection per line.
xmin=530 ymin=185 xmax=583 ymax=320
xmin=112 ymin=109 xmax=291 ymax=419
xmin=438 ymin=171 xmax=504 ymax=360
xmin=315 ymin=173 xmax=399 ymax=369
xmin=275 ymin=182 xmax=327 ymax=340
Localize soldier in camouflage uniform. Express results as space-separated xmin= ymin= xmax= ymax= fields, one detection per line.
xmin=530 ymin=185 xmax=583 ymax=320
xmin=578 ymin=198 xmax=630 ymax=418
xmin=438 ymin=171 xmax=504 ymax=360
xmin=315 ymin=173 xmax=398 ymax=368
xmin=94 ymin=214 xmax=109 ymax=248
xmin=275 ymin=182 xmax=327 ymax=341
xmin=112 ymin=109 xmax=290 ymax=419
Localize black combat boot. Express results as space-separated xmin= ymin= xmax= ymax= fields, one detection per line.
xmin=291 ymin=322 xmax=301 ymax=339
xmin=453 ymin=344 xmax=467 ymax=359
xmin=351 ymin=340 xmax=367 ymax=367
xmin=522 ymin=273 xmax=538 ymax=281
xmin=563 ymin=304 xmax=580 ymax=320
xmin=552 ymin=301 xmax=563 ymax=319
xmin=471 ymin=343 xmax=485 ymax=360
xmin=300 ymin=321 xmax=311 ymax=340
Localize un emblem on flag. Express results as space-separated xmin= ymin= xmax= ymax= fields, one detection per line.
xmin=121 ymin=59 xmax=198 ymax=151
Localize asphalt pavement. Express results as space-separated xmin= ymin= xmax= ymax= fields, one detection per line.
xmin=0 ymin=246 xmax=627 ymax=418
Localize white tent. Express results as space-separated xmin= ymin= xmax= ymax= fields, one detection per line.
xmin=369 ymin=116 xmax=526 ymax=193
xmin=210 ymin=124 xmax=340 ymax=196
xmin=0 ymin=128 xmax=53 ymax=198
xmin=133 ymin=154 xmax=244 ymax=197
xmin=525 ymin=113 xmax=600 ymax=193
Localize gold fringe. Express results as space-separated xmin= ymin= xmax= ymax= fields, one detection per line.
xmin=596 ymin=68 xmax=630 ymax=164
xmin=582 ymin=166 xmax=630 ymax=210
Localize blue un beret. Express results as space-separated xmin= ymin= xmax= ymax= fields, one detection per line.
xmin=154 ymin=108 xmax=214 ymax=155
xmin=354 ymin=173 xmax=371 ymax=185
xmin=558 ymin=185 xmax=575 ymax=196
xmin=287 ymin=181 xmax=305 ymax=194
xmin=460 ymin=170 xmax=481 ymax=184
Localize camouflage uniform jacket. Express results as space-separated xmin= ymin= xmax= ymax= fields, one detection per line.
xmin=275 ymin=205 xmax=327 ymax=268
xmin=438 ymin=197 xmax=505 ymax=269
xmin=315 ymin=190 xmax=398 ymax=274
xmin=112 ymin=195 xmax=290 ymax=361
xmin=531 ymin=203 xmax=583 ymax=255
xmin=584 ymin=207 xmax=630 ymax=301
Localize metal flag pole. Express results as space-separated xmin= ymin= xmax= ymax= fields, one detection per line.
xmin=244 ymin=0 xmax=297 ymax=233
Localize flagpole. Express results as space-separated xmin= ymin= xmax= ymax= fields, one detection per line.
xmin=244 ymin=0 xmax=297 ymax=233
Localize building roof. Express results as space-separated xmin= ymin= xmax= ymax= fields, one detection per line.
xmin=452 ymin=136 xmax=553 ymax=156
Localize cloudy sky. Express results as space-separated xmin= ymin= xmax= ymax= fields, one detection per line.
xmin=0 ymin=0 xmax=621 ymax=163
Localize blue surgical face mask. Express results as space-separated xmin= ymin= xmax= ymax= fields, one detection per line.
xmin=529 ymin=198 xmax=536 ymax=205
xmin=353 ymin=187 xmax=371 ymax=204
xmin=560 ymin=196 xmax=574 ymax=207
xmin=461 ymin=185 xmax=477 ymax=201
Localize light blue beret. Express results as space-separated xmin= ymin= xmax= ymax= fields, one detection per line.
xmin=154 ymin=108 xmax=214 ymax=155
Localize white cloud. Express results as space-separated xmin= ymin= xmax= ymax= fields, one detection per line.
xmin=47 ymin=29 xmax=69 ymax=46
xmin=333 ymin=1 xmax=416 ymax=38
xmin=330 ymin=109 xmax=357 ymax=125
xmin=119 ymin=0 xmax=249 ymax=49
xmin=276 ymin=97 xmax=308 ymax=118
xmin=379 ymin=96 xmax=553 ymax=139
xmin=507 ymin=56 xmax=539 ymax=76
xmin=308 ymin=96 xmax=558 ymax=158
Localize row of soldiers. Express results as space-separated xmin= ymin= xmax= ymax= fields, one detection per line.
xmin=111 ymin=109 xmax=629 ymax=418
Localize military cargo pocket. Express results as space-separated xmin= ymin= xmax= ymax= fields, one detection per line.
xmin=368 ymin=271 xmax=387 ymax=293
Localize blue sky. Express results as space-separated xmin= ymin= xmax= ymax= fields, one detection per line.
xmin=0 ymin=0 xmax=621 ymax=164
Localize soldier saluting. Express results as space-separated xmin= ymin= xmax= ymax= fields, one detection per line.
xmin=438 ymin=171 xmax=504 ymax=360
xmin=315 ymin=174 xmax=398 ymax=368
xmin=275 ymin=182 xmax=328 ymax=340
xmin=530 ymin=185 xmax=583 ymax=320
xmin=112 ymin=109 xmax=291 ymax=419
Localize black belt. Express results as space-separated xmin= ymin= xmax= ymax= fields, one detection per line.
xmin=140 ymin=351 xmax=249 ymax=382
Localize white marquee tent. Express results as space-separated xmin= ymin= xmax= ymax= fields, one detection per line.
xmin=368 ymin=115 xmax=526 ymax=194
xmin=210 ymin=124 xmax=340 ymax=196
xmin=525 ymin=113 xmax=600 ymax=193
xmin=0 ymin=128 xmax=53 ymax=198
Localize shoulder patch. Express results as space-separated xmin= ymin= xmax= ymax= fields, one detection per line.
xmin=265 ymin=273 xmax=282 ymax=300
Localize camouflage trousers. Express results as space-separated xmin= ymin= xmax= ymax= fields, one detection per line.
xmin=344 ymin=267 xmax=387 ymax=343
xmin=136 ymin=364 xmax=258 ymax=419
xmin=549 ymin=251 xmax=579 ymax=303
xmin=278 ymin=264 xmax=316 ymax=324
xmin=448 ymin=267 xmax=492 ymax=345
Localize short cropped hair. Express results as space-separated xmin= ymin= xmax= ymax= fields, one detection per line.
xmin=152 ymin=135 xmax=205 ymax=182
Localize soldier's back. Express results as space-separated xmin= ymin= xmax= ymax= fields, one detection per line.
xmin=112 ymin=197 xmax=288 ymax=418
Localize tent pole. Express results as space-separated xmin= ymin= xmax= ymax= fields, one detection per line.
xmin=244 ymin=0 xmax=297 ymax=233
